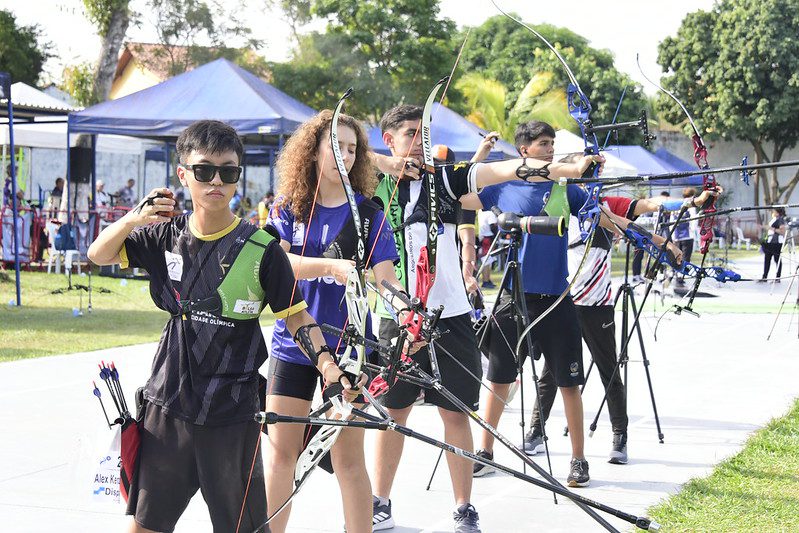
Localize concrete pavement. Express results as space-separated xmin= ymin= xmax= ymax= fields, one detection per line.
xmin=1 ymin=254 xmax=797 ymax=532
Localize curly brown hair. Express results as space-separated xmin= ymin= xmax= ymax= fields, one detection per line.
xmin=274 ymin=110 xmax=376 ymax=223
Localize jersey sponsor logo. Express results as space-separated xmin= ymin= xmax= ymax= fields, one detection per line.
xmin=233 ymin=299 xmax=260 ymax=315
xmin=321 ymin=224 xmax=329 ymax=246
xmin=312 ymin=275 xmax=343 ymax=285
xmin=292 ymin=222 xmax=306 ymax=246
xmin=165 ymin=251 xmax=183 ymax=281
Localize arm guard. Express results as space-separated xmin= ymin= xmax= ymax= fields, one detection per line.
xmin=516 ymin=159 xmax=552 ymax=182
xmin=293 ymin=324 xmax=331 ymax=366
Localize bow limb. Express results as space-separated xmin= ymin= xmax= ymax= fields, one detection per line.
xmin=636 ymin=54 xmax=717 ymax=254
xmin=366 ymin=78 xmax=449 ymax=397
xmin=492 ymin=1 xmax=603 ymax=349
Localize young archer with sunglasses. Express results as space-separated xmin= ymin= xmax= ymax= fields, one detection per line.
xmin=88 ymin=119 xmax=361 ymax=533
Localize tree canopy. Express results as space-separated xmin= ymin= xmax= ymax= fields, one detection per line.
xmin=456 ymin=15 xmax=649 ymax=143
xmin=270 ymin=0 xmax=459 ymax=121
xmin=657 ymin=0 xmax=799 ymax=204
xmin=0 ymin=9 xmax=50 ymax=86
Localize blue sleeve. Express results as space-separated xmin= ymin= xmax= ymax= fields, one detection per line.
xmin=267 ymin=204 xmax=294 ymax=243
xmin=367 ymin=210 xmax=400 ymax=268
xmin=478 ymin=183 xmax=500 ymax=210
xmin=567 ymin=185 xmax=589 ymax=217
xmin=661 ymin=200 xmax=684 ymax=211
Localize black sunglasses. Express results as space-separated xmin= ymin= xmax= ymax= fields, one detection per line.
xmin=181 ymin=164 xmax=242 ymax=184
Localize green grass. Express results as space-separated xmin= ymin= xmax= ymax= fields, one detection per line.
xmin=649 ymin=399 xmax=799 ymax=532
xmin=0 ymin=269 xmax=276 ymax=362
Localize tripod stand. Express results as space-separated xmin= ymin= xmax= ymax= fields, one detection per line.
xmin=426 ymin=227 xmax=556 ymax=487
xmin=586 ymin=240 xmax=665 ymax=443
xmin=767 ymin=263 xmax=799 ymax=340
xmin=476 ymin=229 xmax=555 ymax=474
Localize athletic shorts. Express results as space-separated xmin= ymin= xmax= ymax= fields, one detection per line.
xmin=267 ymin=357 xmax=320 ymax=402
xmin=266 ymin=356 xmax=372 ymax=404
xmin=482 ymin=293 xmax=584 ymax=387
xmin=378 ymin=313 xmax=481 ymax=412
xmin=127 ymin=402 xmax=268 ymax=532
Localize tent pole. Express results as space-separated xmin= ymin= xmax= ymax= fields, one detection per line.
xmin=269 ymin=148 xmax=274 ymax=192
xmin=2 ymin=72 xmax=22 ymax=306
xmin=66 ymin=121 xmax=71 ymax=223
xmin=242 ymin=163 xmax=247 ymax=201
xmin=90 ymin=135 xmax=97 ymax=211
xmin=165 ymin=142 xmax=170 ymax=188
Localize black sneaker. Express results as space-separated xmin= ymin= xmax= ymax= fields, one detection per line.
xmin=522 ymin=430 xmax=546 ymax=455
xmin=472 ymin=449 xmax=495 ymax=477
xmin=567 ymin=458 xmax=590 ymax=487
xmin=609 ymin=433 xmax=628 ymax=465
xmin=453 ymin=503 xmax=481 ymax=533
xmin=372 ymin=495 xmax=394 ymax=531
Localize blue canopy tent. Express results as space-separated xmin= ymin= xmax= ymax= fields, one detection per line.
xmin=368 ymin=103 xmax=518 ymax=161
xmin=606 ymin=145 xmax=703 ymax=187
xmin=66 ymin=58 xmax=316 ymax=219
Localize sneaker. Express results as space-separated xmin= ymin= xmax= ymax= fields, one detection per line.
xmin=608 ymin=433 xmax=628 ymax=465
xmin=522 ymin=430 xmax=546 ymax=455
xmin=372 ymin=495 xmax=394 ymax=531
xmin=566 ymin=458 xmax=590 ymax=487
xmin=453 ymin=503 xmax=481 ymax=533
xmin=472 ymin=449 xmax=495 ymax=477
xmin=481 ymin=280 xmax=496 ymax=289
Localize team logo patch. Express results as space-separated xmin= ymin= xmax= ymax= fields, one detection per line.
xmin=570 ymin=362 xmax=580 ymax=377
xmin=165 ymin=251 xmax=183 ymax=282
xmin=292 ymin=222 xmax=306 ymax=246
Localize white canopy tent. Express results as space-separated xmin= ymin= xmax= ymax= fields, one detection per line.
xmin=554 ymin=129 xmax=637 ymax=177
xmin=0 ymin=121 xmax=149 ymax=154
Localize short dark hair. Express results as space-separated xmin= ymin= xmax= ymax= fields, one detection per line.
xmin=380 ymin=105 xmax=423 ymax=133
xmin=176 ymin=120 xmax=244 ymax=165
xmin=514 ymin=121 xmax=556 ymax=152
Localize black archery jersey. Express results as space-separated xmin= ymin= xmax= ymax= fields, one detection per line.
xmin=120 ymin=214 xmax=305 ymax=425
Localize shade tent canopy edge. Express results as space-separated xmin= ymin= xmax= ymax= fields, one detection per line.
xmin=67 ymin=58 xmax=317 ymax=139
xmin=368 ymin=102 xmax=519 ymax=161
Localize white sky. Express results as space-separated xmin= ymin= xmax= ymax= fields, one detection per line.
xmin=2 ymin=0 xmax=717 ymax=94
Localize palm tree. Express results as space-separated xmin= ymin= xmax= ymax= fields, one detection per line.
xmin=454 ymin=71 xmax=575 ymax=140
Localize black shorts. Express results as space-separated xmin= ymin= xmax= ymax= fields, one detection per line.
xmin=378 ymin=314 xmax=481 ymax=412
xmin=267 ymin=357 xmax=320 ymax=402
xmin=127 ymin=403 xmax=268 ymax=532
xmin=266 ymin=356 xmax=372 ymax=404
xmin=482 ymin=293 xmax=584 ymax=387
